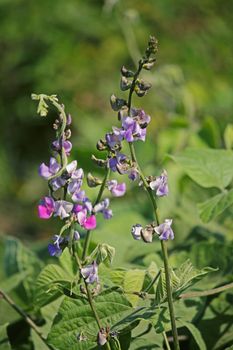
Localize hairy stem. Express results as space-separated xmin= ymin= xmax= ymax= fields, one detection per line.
xmin=82 ymin=166 xmax=111 ymax=261
xmin=126 ymin=48 xmax=180 ymax=349
xmin=85 ymin=283 xmax=111 ymax=350
xmin=0 ymin=289 xmax=55 ymax=350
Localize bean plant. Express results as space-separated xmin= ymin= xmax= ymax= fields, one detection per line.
xmin=1 ymin=36 xmax=233 ymax=350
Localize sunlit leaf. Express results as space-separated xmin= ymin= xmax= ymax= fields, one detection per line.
xmin=171 ymin=148 xmax=233 ymax=189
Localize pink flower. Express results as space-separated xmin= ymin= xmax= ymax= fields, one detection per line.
xmin=74 ymin=205 xmax=97 ymax=230
xmin=38 ymin=197 xmax=55 ymax=219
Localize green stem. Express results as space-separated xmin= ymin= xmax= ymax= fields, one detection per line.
xmin=128 ymin=141 xmax=180 ymax=349
xmin=143 ymin=270 xmax=161 ymax=293
xmin=0 ymin=289 xmax=55 ymax=350
xmin=82 ymin=166 xmax=111 ymax=261
xmin=180 ymin=282 xmax=233 ymax=299
xmin=126 ymin=58 xmax=180 ymax=347
xmin=163 ymin=331 xmax=171 ymax=350
xmin=85 ymin=283 xmax=111 ymax=350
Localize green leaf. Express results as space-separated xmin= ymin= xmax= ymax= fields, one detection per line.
xmin=59 ymin=248 xmax=77 ymax=276
xmin=155 ymin=260 xmax=216 ymax=303
xmin=177 ymin=319 xmax=206 ymax=350
xmin=171 ymin=148 xmax=233 ymax=189
xmin=123 ymin=269 xmax=145 ymax=307
xmin=0 ymin=323 xmax=11 ymax=350
xmin=4 ymin=237 xmax=43 ymax=301
xmin=0 ymin=270 xmax=30 ymax=292
xmin=34 ymin=264 xmax=73 ymax=308
xmin=47 ymin=288 xmax=133 ymax=350
xmin=198 ymin=189 xmax=233 ymax=223
xmin=224 ymin=124 xmax=233 ymax=149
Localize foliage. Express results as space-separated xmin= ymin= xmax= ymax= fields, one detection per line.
xmin=0 ymin=2 xmax=233 ymax=349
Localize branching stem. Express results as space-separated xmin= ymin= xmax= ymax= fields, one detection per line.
xmin=0 ymin=289 xmax=55 ymax=350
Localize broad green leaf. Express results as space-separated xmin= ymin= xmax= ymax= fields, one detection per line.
xmin=171 ymin=148 xmax=233 ymax=189
xmin=59 ymin=248 xmax=77 ymax=276
xmin=123 ymin=269 xmax=145 ymax=307
xmin=0 ymin=270 xmax=30 ymax=292
xmin=0 ymin=323 xmax=11 ymax=350
xmin=224 ymin=124 xmax=233 ymax=149
xmin=155 ymin=260 xmax=216 ymax=303
xmin=177 ymin=319 xmax=206 ymax=350
xmin=198 ymin=189 xmax=233 ymax=223
xmin=47 ymin=288 xmax=133 ymax=350
xmin=4 ymin=237 xmax=43 ymax=301
xmin=31 ymin=330 xmax=51 ymax=350
xmin=34 ymin=264 xmax=73 ymax=308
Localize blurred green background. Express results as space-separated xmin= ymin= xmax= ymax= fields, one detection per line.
xmin=0 ymin=0 xmax=233 ymax=254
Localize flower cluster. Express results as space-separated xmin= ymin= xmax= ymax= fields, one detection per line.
xmin=35 ymin=95 xmax=126 ymax=259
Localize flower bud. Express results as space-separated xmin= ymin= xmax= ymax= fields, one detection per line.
xmin=110 ymin=94 xmax=127 ymax=111
xmin=143 ymin=58 xmax=156 ymax=70
xmin=134 ymin=86 xmax=147 ymax=97
xmin=118 ymin=105 xmax=129 ymax=121
xmin=97 ymin=329 xmax=107 ymax=346
xmin=87 ymin=173 xmax=102 ymax=187
xmin=121 ymin=65 xmax=134 ymax=78
xmin=91 ymin=155 xmax=107 ymax=168
xmin=120 ymin=76 xmax=132 ymax=91
xmin=145 ymin=36 xmax=158 ymax=57
xmin=136 ymin=79 xmax=152 ymax=92
xmin=65 ymin=129 xmax=71 ymax=139
xmin=141 ymin=224 xmax=154 ymax=243
xmin=96 ymin=139 xmax=107 ymax=151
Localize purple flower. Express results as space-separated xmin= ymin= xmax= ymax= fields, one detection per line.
xmin=52 ymin=139 xmax=72 ymax=155
xmin=48 ymin=235 xmax=65 ymax=257
xmin=38 ymin=196 xmax=55 ymax=219
xmin=122 ymin=117 xmax=147 ymax=142
xmin=93 ymin=198 xmax=113 ymax=219
xmin=107 ymin=180 xmax=126 ymax=197
xmin=131 ymin=224 xmax=142 ymax=240
xmin=50 ymin=176 xmax=67 ymax=191
xmin=81 ymin=261 xmax=98 ymax=284
xmin=97 ymin=329 xmax=107 ymax=346
xmin=67 ymin=162 xmax=84 ymax=197
xmin=108 ymin=153 xmax=127 ymax=172
xmin=131 ymin=109 xmax=151 ymax=129
xmin=39 ymin=157 xmax=61 ymax=179
xmin=105 ymin=127 xmax=124 ymax=148
xmin=82 ymin=198 xmax=93 ymax=213
xmin=73 ymin=205 xmax=97 ymax=230
xmin=72 ymin=190 xmax=86 ymax=202
xmin=74 ymin=230 xmax=80 ymax=240
xmin=102 ymin=209 xmax=113 ymax=219
xmin=93 ymin=198 xmax=110 ymax=213
xmin=149 ymin=170 xmax=168 ymax=197
xmin=154 ymin=219 xmax=174 ymax=240
xmin=128 ymin=168 xmax=139 ymax=181
xmin=54 ymin=200 xmax=73 ymax=219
